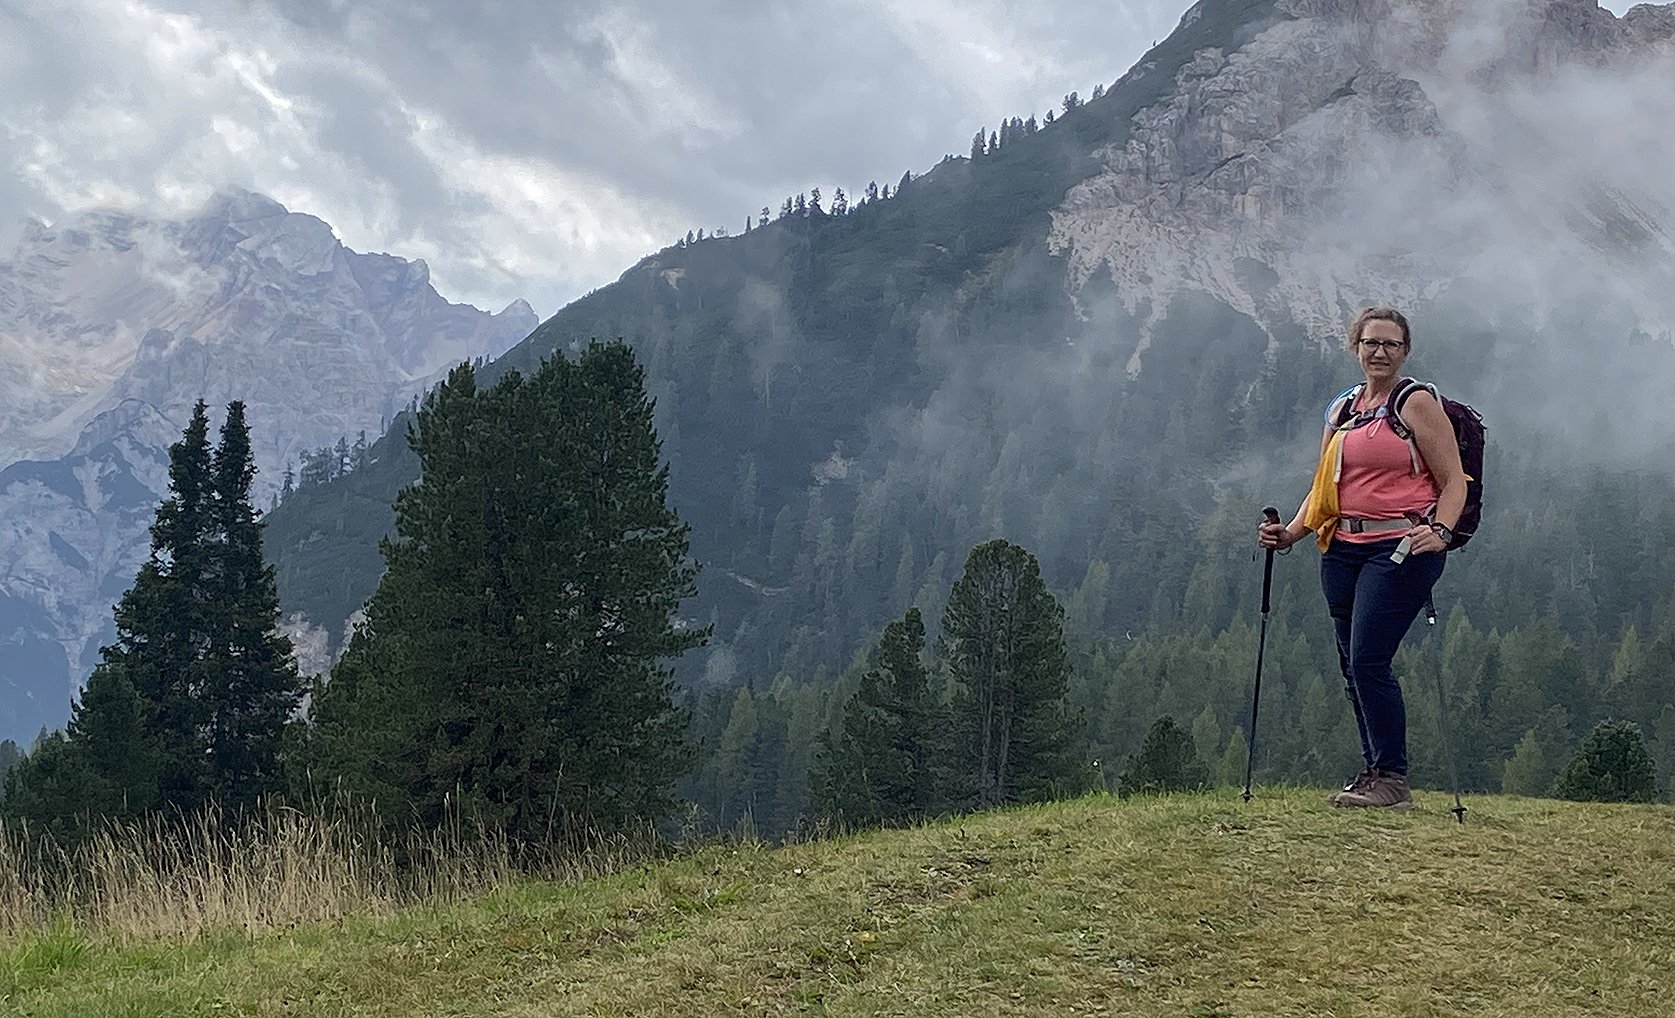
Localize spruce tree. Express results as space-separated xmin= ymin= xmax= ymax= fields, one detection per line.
xmin=812 ymin=607 xmax=937 ymax=825
xmin=117 ymin=399 xmax=217 ymax=807
xmin=0 ymin=734 xmax=95 ymax=842
xmin=66 ymin=667 xmax=163 ymax=815
xmin=939 ymin=540 xmax=1084 ymax=808
xmin=3 ymin=402 xmax=302 ymax=827
xmin=1500 ymin=706 xmax=1573 ymax=797
xmin=0 ymin=739 xmax=20 ymax=793
xmin=202 ymin=402 xmax=305 ymax=809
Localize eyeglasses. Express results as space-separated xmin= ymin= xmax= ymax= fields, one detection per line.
xmin=1357 ymin=339 xmax=1408 ymax=352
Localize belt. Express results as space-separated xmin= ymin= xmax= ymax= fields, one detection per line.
xmin=1339 ymin=516 xmax=1413 ymax=535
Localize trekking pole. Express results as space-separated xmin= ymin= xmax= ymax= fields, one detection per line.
xmin=1426 ymin=598 xmax=1468 ymax=824
xmin=1243 ymin=507 xmax=1282 ymax=802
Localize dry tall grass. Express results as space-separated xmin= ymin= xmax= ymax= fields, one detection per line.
xmin=0 ymin=799 xmax=657 ymax=944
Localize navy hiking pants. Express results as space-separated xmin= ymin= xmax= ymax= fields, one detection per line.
xmin=1320 ymin=537 xmax=1445 ymax=776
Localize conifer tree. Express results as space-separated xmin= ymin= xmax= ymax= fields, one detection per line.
xmin=1117 ymin=715 xmax=1209 ymax=796
xmin=940 ymin=540 xmax=1083 ymax=808
xmin=0 ymin=739 xmax=21 ymax=793
xmin=3 ymin=402 xmax=300 ymax=826
xmin=1217 ymin=728 xmax=1249 ymax=787
xmin=712 ymin=687 xmax=763 ymax=828
xmin=812 ymin=607 xmax=937 ymax=825
xmin=1501 ymin=706 xmax=1573 ymax=796
xmin=308 ymin=344 xmax=706 ymax=839
xmin=1554 ymin=720 xmax=1657 ymax=803
xmin=0 ymin=734 xmax=94 ymax=842
xmin=120 ymin=400 xmax=217 ymax=806
xmin=201 ymin=402 xmax=305 ymax=809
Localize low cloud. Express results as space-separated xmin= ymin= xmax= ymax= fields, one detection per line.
xmin=0 ymin=0 xmax=1191 ymax=315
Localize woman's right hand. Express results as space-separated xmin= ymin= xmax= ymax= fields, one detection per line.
xmin=1257 ymin=522 xmax=1296 ymax=550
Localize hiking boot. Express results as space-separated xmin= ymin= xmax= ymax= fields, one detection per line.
xmin=1333 ymin=769 xmax=1413 ymax=810
xmin=1327 ymin=766 xmax=1377 ymax=805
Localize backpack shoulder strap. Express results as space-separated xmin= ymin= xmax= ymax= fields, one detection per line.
xmin=1325 ymin=384 xmax=1363 ymax=429
xmin=1388 ymin=377 xmax=1440 ymax=474
xmin=1389 ymin=378 xmax=1440 ymax=433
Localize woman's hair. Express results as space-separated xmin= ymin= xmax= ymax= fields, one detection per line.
xmin=1346 ymin=306 xmax=1411 ymax=352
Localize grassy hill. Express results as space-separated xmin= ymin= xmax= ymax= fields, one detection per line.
xmin=5 ymin=789 xmax=1672 ymax=1016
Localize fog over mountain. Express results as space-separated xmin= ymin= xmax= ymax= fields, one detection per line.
xmin=0 ymin=191 xmax=534 ymax=742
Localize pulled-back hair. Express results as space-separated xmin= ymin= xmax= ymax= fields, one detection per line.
xmin=1346 ymin=306 xmax=1411 ymax=351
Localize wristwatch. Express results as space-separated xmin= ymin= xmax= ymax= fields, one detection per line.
xmin=1430 ymin=522 xmax=1454 ymax=544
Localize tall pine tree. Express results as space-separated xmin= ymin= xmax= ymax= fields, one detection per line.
xmin=940 ymin=540 xmax=1085 ymax=808
xmin=202 ymin=402 xmax=305 ymax=809
xmin=811 ymin=607 xmax=939 ymax=826
xmin=307 ymin=343 xmax=706 ymax=840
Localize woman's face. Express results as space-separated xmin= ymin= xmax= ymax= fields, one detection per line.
xmin=1355 ymin=318 xmax=1409 ymax=385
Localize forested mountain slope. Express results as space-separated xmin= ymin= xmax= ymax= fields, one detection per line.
xmin=264 ymin=0 xmax=1675 ymax=825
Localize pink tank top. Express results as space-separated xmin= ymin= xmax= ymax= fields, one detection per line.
xmin=1337 ymin=414 xmax=1439 ymax=544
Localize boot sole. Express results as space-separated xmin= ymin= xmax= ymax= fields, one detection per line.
xmin=1332 ymin=797 xmax=1414 ymax=810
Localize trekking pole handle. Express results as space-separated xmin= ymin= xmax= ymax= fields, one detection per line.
xmin=1260 ymin=507 xmax=1281 ymax=615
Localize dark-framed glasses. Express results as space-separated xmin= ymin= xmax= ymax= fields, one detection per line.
xmin=1358 ymin=338 xmax=1408 ymax=352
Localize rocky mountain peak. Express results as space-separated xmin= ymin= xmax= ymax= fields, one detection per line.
xmin=1050 ymin=0 xmax=1675 ymax=370
xmin=0 ymin=192 xmax=537 ymax=742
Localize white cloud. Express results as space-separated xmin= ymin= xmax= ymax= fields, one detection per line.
xmin=566 ymin=8 xmax=749 ymax=146
xmin=403 ymin=112 xmax=682 ymax=309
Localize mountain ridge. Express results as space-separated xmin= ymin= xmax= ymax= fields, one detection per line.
xmin=0 ymin=191 xmax=537 ymax=743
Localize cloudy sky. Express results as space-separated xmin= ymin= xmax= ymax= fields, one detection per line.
xmin=0 ymin=0 xmax=1651 ymax=316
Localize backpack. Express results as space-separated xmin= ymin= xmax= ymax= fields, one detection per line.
xmin=1325 ymin=377 xmax=1485 ymax=551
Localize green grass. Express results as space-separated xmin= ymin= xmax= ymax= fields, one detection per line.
xmin=5 ymin=788 xmax=1673 ymax=1016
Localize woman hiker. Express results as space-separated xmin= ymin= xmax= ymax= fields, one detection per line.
xmin=1257 ymin=306 xmax=1466 ymax=809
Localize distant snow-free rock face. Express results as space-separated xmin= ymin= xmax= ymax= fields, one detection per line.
xmin=0 ymin=191 xmax=537 ymax=742
xmin=1049 ymin=0 xmax=1675 ymax=371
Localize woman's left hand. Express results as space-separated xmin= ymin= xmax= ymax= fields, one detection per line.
xmin=1404 ymin=524 xmax=1448 ymax=555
